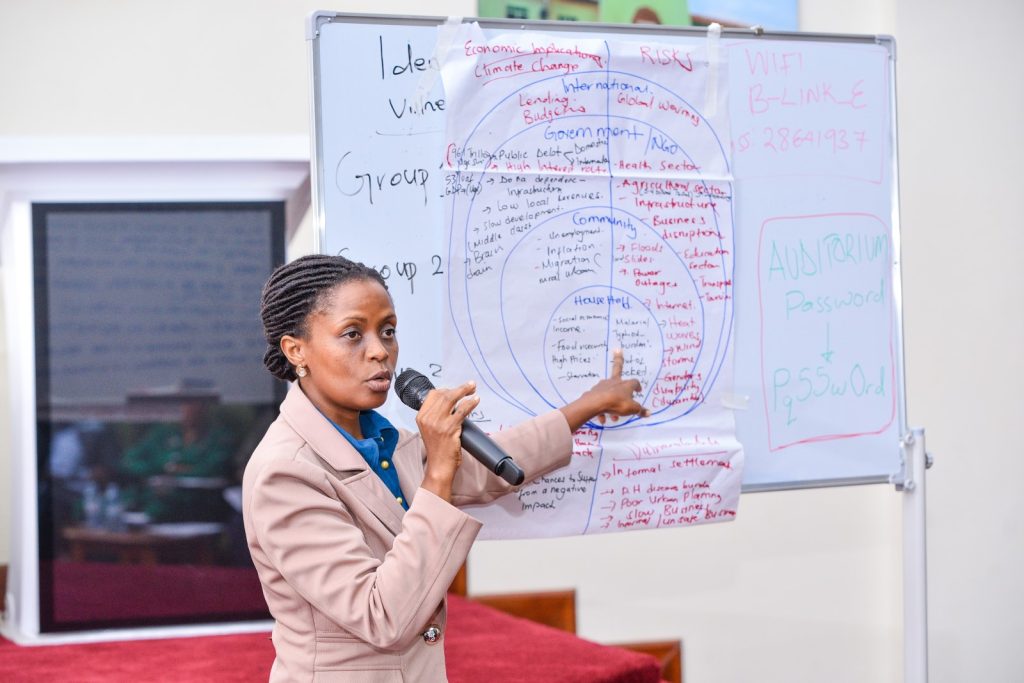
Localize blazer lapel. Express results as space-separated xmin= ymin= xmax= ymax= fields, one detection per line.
xmin=394 ymin=430 xmax=426 ymax=506
xmin=344 ymin=472 xmax=405 ymax=536
xmin=279 ymin=385 xmax=405 ymax=535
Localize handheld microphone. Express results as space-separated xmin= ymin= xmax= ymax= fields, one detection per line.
xmin=394 ymin=369 xmax=525 ymax=486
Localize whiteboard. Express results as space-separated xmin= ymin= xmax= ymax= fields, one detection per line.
xmin=308 ymin=13 xmax=907 ymax=492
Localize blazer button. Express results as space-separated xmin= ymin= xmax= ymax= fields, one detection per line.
xmin=422 ymin=624 xmax=442 ymax=644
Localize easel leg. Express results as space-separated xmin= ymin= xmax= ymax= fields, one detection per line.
xmin=901 ymin=428 xmax=929 ymax=682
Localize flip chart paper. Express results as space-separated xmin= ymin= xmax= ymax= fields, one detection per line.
xmin=441 ymin=25 xmax=743 ymax=537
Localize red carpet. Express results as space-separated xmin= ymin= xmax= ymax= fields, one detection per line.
xmin=0 ymin=631 xmax=275 ymax=682
xmin=444 ymin=594 xmax=661 ymax=683
xmin=0 ymin=594 xmax=660 ymax=682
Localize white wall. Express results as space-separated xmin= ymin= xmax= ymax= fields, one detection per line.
xmin=2 ymin=1 xmax=1022 ymax=681
xmin=892 ymin=1 xmax=1024 ymax=680
xmin=0 ymin=259 xmax=7 ymax=581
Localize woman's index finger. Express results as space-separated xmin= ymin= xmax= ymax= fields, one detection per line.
xmin=610 ymin=348 xmax=624 ymax=379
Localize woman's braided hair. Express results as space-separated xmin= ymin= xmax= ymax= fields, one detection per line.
xmin=260 ymin=254 xmax=388 ymax=381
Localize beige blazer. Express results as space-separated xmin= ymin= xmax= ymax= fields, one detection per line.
xmin=242 ymin=386 xmax=572 ymax=682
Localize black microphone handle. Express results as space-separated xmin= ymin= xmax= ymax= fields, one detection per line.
xmin=394 ymin=368 xmax=525 ymax=486
xmin=459 ymin=420 xmax=526 ymax=486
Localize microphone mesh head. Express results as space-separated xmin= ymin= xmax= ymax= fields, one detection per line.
xmin=394 ymin=369 xmax=435 ymax=410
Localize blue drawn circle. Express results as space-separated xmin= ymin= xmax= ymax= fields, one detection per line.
xmin=498 ymin=204 xmax=706 ymax=421
xmin=540 ymin=285 xmax=664 ymax=420
xmin=446 ymin=60 xmax=735 ymax=425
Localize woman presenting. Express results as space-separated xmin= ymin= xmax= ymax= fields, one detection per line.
xmin=243 ymin=254 xmax=647 ymax=682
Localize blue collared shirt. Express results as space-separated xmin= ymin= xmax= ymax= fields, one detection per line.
xmin=327 ymin=411 xmax=407 ymax=510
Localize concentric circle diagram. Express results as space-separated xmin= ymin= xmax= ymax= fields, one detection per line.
xmin=447 ymin=55 xmax=735 ymax=430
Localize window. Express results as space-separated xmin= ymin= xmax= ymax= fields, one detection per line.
xmin=33 ymin=202 xmax=285 ymax=631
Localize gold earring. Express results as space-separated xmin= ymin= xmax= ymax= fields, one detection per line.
xmin=296 ymin=364 xmax=308 ymax=378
